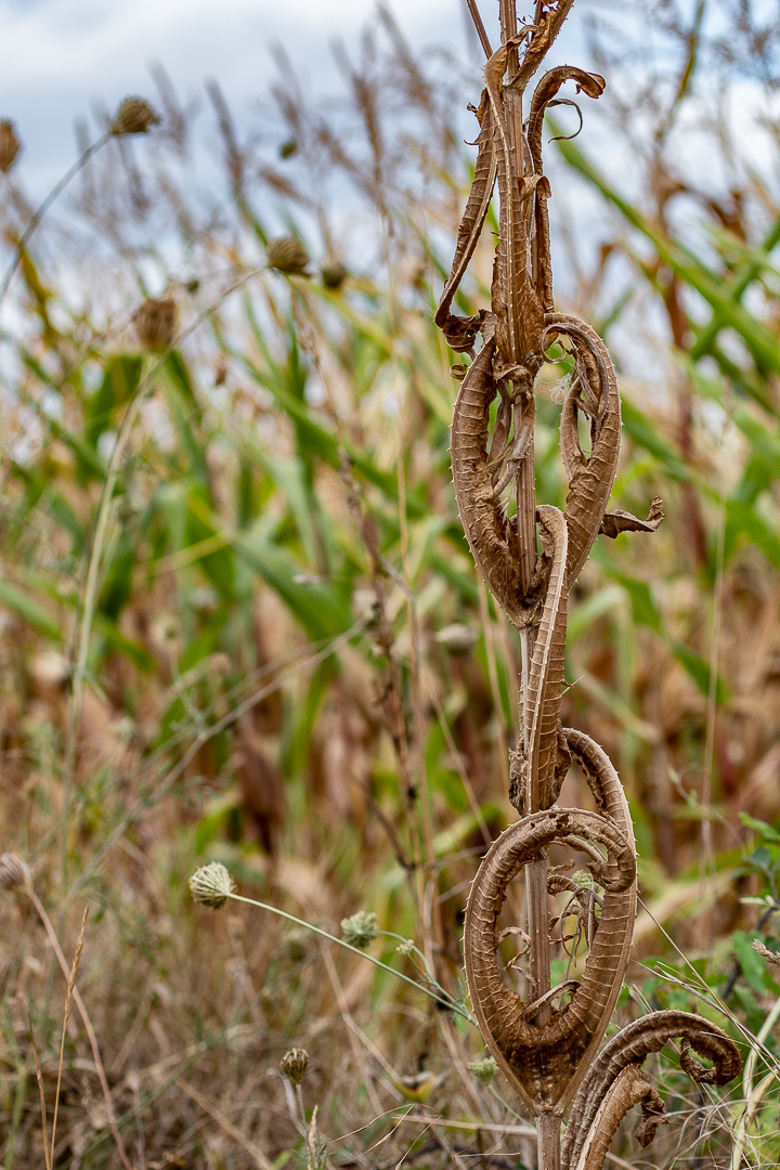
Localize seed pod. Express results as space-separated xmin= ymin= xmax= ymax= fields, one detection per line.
xmin=134 ymin=296 xmax=177 ymax=352
xmin=188 ymin=861 xmax=235 ymax=909
xmin=340 ymin=910 xmax=379 ymax=949
xmin=279 ymin=1047 xmax=309 ymax=1084
xmin=112 ymin=98 xmax=160 ymax=136
xmin=267 ymin=236 xmax=310 ymax=276
xmin=468 ymin=1056 xmax=498 ymax=1085
xmin=320 ymin=260 xmax=348 ymax=290
xmin=0 ymin=121 xmax=21 ymax=174
xmin=0 ymin=853 xmax=31 ymax=891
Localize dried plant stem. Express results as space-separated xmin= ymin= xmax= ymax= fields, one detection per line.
xmin=729 ymin=994 xmax=780 ymax=1170
xmin=177 ymin=1077 xmax=276 ymax=1170
xmin=500 ymin=6 xmax=554 ymax=1160
xmin=21 ymin=887 xmax=132 ymax=1169
xmin=436 ymin=3 xmax=739 ymax=1167
xmin=27 ymin=1006 xmax=52 ymax=1170
xmin=59 ymin=265 xmax=268 ymax=891
xmin=49 ymin=907 xmax=88 ymax=1165
xmin=538 ymin=1112 xmax=561 ymax=1170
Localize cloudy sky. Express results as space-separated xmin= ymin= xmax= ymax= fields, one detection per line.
xmin=1 ymin=0 xmax=480 ymax=188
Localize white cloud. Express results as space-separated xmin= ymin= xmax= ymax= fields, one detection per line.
xmin=0 ymin=0 xmax=469 ymax=189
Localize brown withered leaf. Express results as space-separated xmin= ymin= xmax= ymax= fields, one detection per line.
xmin=599 ymin=496 xmax=664 ymax=538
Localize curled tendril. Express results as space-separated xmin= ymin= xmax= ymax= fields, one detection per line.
xmin=465 ymin=806 xmax=636 ymax=1115
xmin=562 ymin=1011 xmax=742 ymax=1168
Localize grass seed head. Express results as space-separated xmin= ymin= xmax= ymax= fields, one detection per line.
xmin=135 ymin=296 xmax=177 ymax=352
xmin=112 ymin=97 xmax=161 ymax=136
xmin=189 ymin=862 xmax=235 ymax=909
xmin=267 ymin=235 xmax=310 ymax=276
xmin=0 ymin=121 xmax=21 ymax=173
xmin=279 ymin=1047 xmax=310 ymax=1084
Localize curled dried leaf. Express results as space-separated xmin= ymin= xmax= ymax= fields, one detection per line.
xmin=600 ymin=497 xmax=664 ymax=538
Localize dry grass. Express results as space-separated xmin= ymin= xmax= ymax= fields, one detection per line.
xmin=0 ymin=4 xmax=778 ymax=1167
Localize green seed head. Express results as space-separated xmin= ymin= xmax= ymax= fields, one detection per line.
xmin=468 ymin=1056 xmax=498 ymax=1085
xmin=340 ymin=910 xmax=379 ymax=950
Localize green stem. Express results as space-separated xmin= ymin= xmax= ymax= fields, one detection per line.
xmin=224 ymin=892 xmax=476 ymax=1025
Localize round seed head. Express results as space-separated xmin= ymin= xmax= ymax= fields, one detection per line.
xmin=112 ymin=97 xmax=160 ymax=136
xmin=0 ymin=853 xmax=31 ymax=891
xmin=279 ymin=1047 xmax=309 ymax=1084
xmin=134 ymin=296 xmax=177 ymax=352
xmin=189 ymin=862 xmax=235 ymax=909
xmin=320 ymin=260 xmax=348 ymax=290
xmin=266 ymin=236 xmax=310 ymax=276
xmin=0 ymin=121 xmax=21 ymax=174
xmin=468 ymin=1056 xmax=498 ymax=1085
xmin=340 ymin=910 xmax=379 ymax=950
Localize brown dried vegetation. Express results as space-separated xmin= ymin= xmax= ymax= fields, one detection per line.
xmin=0 ymin=1 xmax=778 ymax=1167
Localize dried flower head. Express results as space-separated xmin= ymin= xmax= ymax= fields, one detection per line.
xmin=0 ymin=853 xmax=31 ymax=891
xmin=189 ymin=862 xmax=235 ymax=909
xmin=279 ymin=1047 xmax=309 ymax=1084
xmin=396 ymin=937 xmax=416 ymax=957
xmin=753 ymin=938 xmax=780 ymax=967
xmin=112 ymin=97 xmax=160 ymax=136
xmin=266 ymin=236 xmax=310 ymax=276
xmin=320 ymin=260 xmax=348 ymax=290
xmin=0 ymin=121 xmax=21 ymax=174
xmin=468 ymin=1056 xmax=498 ymax=1085
xmin=340 ymin=910 xmax=379 ymax=950
xmin=134 ymin=296 xmax=177 ymax=352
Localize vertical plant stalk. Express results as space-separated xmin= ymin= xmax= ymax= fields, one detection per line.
xmin=437 ymin=3 xmax=740 ymax=1167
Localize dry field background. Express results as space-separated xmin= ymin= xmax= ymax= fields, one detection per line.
xmin=0 ymin=3 xmax=778 ymax=1167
